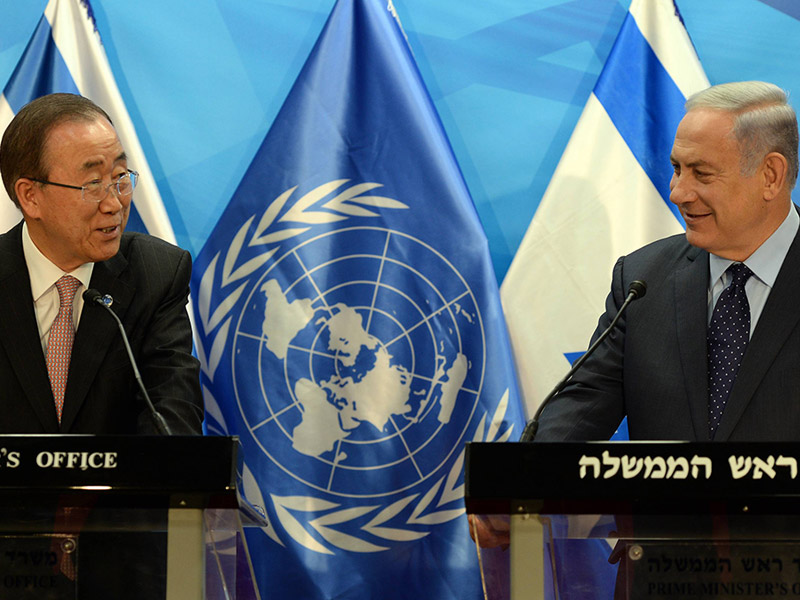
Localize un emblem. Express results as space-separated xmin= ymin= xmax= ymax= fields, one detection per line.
xmin=197 ymin=181 xmax=514 ymax=553
xmin=233 ymin=226 xmax=484 ymax=498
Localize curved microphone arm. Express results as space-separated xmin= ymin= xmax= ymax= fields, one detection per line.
xmin=83 ymin=289 xmax=172 ymax=435
xmin=519 ymin=280 xmax=647 ymax=442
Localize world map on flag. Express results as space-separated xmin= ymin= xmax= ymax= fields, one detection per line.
xmin=231 ymin=227 xmax=484 ymax=498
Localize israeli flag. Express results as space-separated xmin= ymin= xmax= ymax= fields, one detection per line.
xmin=501 ymin=0 xmax=709 ymax=416
xmin=0 ymin=0 xmax=174 ymax=242
xmin=191 ymin=0 xmax=523 ymax=598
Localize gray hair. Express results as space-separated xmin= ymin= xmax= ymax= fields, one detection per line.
xmin=686 ymin=81 xmax=799 ymax=190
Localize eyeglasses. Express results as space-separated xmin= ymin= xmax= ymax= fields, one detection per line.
xmin=30 ymin=170 xmax=139 ymax=203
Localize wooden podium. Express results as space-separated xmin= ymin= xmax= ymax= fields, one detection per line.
xmin=0 ymin=435 xmax=257 ymax=600
xmin=466 ymin=441 xmax=800 ymax=600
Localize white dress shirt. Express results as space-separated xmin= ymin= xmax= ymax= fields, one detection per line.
xmin=22 ymin=222 xmax=94 ymax=355
xmin=708 ymin=206 xmax=800 ymax=337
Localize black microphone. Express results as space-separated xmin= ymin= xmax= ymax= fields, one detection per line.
xmin=519 ymin=280 xmax=647 ymax=442
xmin=83 ymin=289 xmax=172 ymax=435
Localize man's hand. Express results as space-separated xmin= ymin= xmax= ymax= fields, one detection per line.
xmin=468 ymin=514 xmax=510 ymax=549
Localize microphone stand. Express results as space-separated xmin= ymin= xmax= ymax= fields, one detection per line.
xmin=520 ymin=280 xmax=646 ymax=442
xmin=83 ymin=289 xmax=172 ymax=435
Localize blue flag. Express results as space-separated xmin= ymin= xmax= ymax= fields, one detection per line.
xmin=191 ymin=0 xmax=523 ymax=598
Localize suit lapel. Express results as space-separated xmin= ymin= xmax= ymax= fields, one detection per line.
xmin=673 ymin=246 xmax=710 ymax=441
xmin=59 ymin=251 xmax=134 ymax=431
xmin=0 ymin=224 xmax=60 ymax=431
xmin=715 ymin=224 xmax=800 ymax=440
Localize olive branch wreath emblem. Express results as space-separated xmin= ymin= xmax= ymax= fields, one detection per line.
xmin=196 ymin=179 xmax=516 ymax=554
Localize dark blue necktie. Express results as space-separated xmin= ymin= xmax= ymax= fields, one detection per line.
xmin=707 ymin=262 xmax=753 ymax=439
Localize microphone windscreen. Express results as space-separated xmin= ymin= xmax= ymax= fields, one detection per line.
xmin=83 ymin=288 xmax=102 ymax=303
xmin=628 ymin=280 xmax=647 ymax=299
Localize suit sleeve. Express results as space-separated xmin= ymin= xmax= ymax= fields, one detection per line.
xmin=534 ymin=256 xmax=628 ymax=441
xmin=133 ymin=247 xmax=203 ymax=435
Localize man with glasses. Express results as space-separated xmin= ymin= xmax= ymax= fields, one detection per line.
xmin=0 ymin=93 xmax=202 ymax=435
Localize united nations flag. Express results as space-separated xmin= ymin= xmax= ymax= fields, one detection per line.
xmin=190 ymin=0 xmax=524 ymax=598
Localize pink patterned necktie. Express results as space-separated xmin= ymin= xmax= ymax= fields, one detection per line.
xmin=46 ymin=275 xmax=80 ymax=423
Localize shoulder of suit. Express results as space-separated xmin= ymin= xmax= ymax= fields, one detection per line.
xmin=114 ymin=232 xmax=191 ymax=278
xmin=0 ymin=223 xmax=24 ymax=280
xmin=0 ymin=220 xmax=24 ymax=251
xmin=614 ymin=233 xmax=703 ymax=293
xmin=119 ymin=231 xmax=188 ymax=258
xmin=625 ymin=232 xmax=699 ymax=264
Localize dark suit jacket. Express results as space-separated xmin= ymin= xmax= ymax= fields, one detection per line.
xmin=0 ymin=222 xmax=203 ymax=434
xmin=537 ymin=221 xmax=800 ymax=442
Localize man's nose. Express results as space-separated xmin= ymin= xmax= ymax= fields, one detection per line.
xmin=98 ymin=188 xmax=125 ymax=212
xmin=669 ymin=173 xmax=694 ymax=205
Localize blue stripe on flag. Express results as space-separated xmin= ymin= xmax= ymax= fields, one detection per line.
xmin=3 ymin=16 xmax=79 ymax=112
xmin=125 ymin=203 xmax=146 ymax=233
xmin=594 ymin=13 xmax=685 ymax=225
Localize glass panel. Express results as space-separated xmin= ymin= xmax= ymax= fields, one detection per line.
xmin=0 ymin=535 xmax=77 ymax=600
xmin=622 ymin=541 xmax=800 ymax=599
xmin=473 ymin=512 xmax=800 ymax=600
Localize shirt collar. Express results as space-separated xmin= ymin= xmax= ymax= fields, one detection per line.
xmin=22 ymin=222 xmax=94 ymax=301
xmin=709 ymin=205 xmax=799 ymax=289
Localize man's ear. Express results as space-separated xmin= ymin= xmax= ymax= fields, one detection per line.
xmin=14 ymin=178 xmax=41 ymax=218
xmin=761 ymin=152 xmax=788 ymax=201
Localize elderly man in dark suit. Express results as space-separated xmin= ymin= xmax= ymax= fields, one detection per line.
xmin=472 ymin=81 xmax=800 ymax=598
xmin=0 ymin=93 xmax=203 ymax=598
xmin=0 ymin=93 xmax=202 ymax=435
xmin=535 ymin=80 xmax=800 ymax=442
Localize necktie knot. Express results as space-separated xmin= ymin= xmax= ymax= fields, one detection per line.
xmin=55 ymin=275 xmax=80 ymax=307
xmin=727 ymin=262 xmax=753 ymax=288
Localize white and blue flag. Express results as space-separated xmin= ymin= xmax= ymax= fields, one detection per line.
xmin=191 ymin=0 xmax=523 ymax=598
xmin=502 ymin=0 xmax=709 ymax=417
xmin=0 ymin=0 xmax=174 ymax=242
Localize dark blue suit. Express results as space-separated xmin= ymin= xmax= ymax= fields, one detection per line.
xmin=0 ymin=222 xmax=204 ymax=598
xmin=537 ymin=222 xmax=800 ymax=441
xmin=0 ymin=222 xmax=203 ymax=434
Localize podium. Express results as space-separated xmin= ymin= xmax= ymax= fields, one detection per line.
xmin=465 ymin=442 xmax=800 ymax=600
xmin=0 ymin=435 xmax=257 ymax=600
